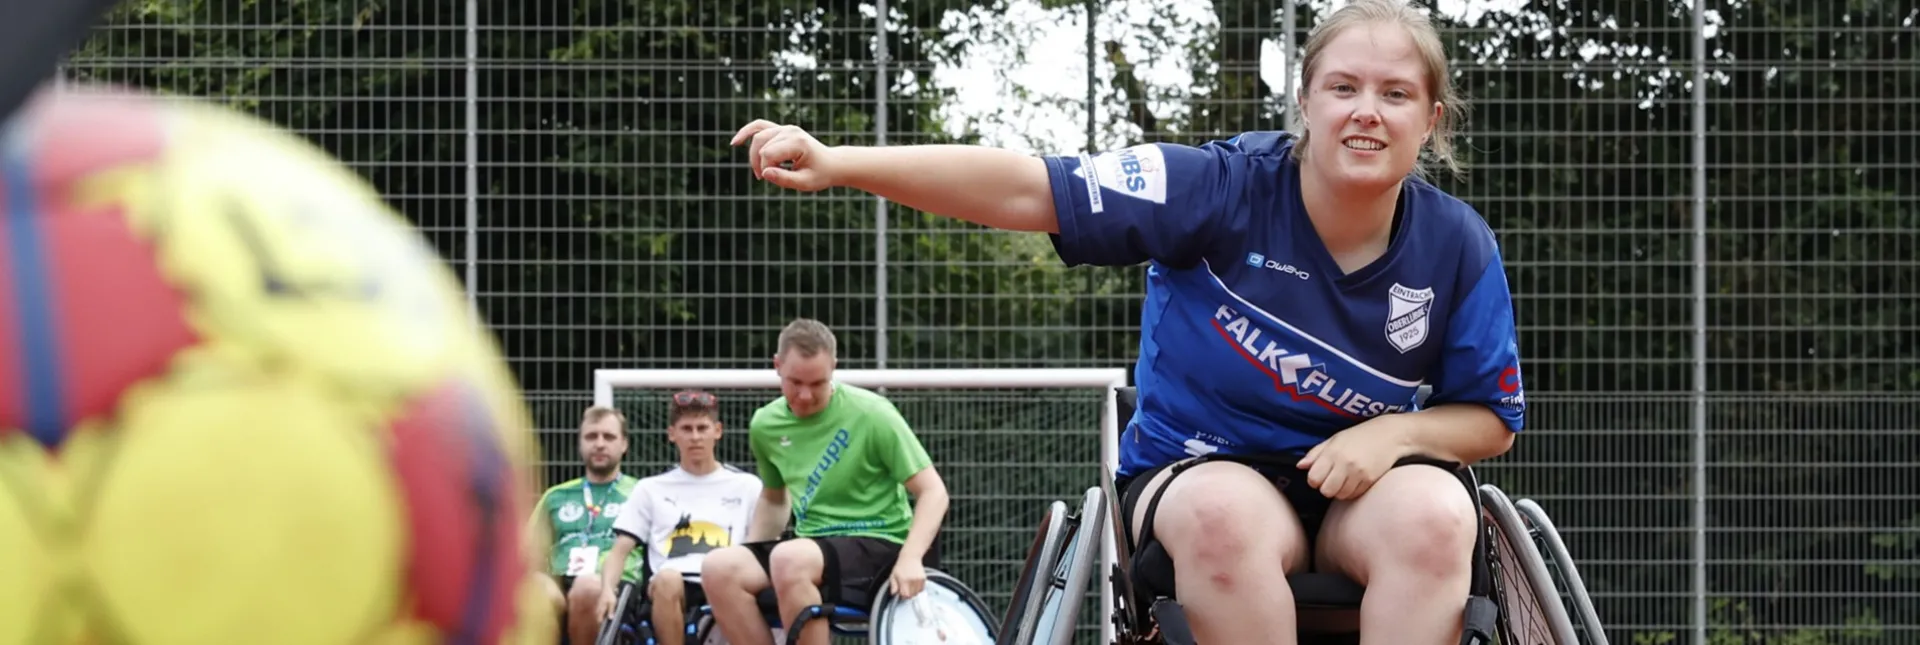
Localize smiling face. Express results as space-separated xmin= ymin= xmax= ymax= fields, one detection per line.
xmin=1299 ymin=22 xmax=1440 ymax=191
xmin=1291 ymin=0 xmax=1464 ymax=191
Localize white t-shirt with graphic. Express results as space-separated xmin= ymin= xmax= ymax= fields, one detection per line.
xmin=611 ymin=464 xmax=763 ymax=578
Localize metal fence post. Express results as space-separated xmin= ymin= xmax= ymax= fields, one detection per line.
xmin=464 ymin=0 xmax=481 ymax=318
xmin=874 ymin=0 xmax=890 ymax=370
xmin=1281 ymin=0 xmax=1294 ymax=126
xmin=1084 ymin=0 xmax=1096 ymax=153
xmin=1690 ymin=1 xmax=1710 ymax=643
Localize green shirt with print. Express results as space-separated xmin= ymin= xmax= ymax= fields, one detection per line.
xmin=532 ymin=474 xmax=644 ymax=582
xmin=749 ymin=383 xmax=934 ymax=544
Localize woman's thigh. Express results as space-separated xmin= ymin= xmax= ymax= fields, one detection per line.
xmin=1314 ymin=464 xmax=1478 ymax=583
xmin=1125 ymin=458 xmax=1315 ymax=575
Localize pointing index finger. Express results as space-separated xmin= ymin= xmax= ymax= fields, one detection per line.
xmin=730 ymin=119 xmax=778 ymax=146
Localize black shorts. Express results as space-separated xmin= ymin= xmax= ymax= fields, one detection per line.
xmin=740 ymin=535 xmax=936 ymax=610
xmin=1114 ymin=454 xmax=1462 ymax=599
xmin=1116 ymin=458 xmax=1334 ymax=551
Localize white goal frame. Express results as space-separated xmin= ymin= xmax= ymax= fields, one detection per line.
xmin=592 ymin=367 xmax=1129 ymax=644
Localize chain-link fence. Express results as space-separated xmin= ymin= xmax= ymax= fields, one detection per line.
xmin=61 ymin=0 xmax=1918 ymax=642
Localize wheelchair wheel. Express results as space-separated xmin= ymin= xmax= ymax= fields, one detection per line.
xmin=594 ymin=582 xmax=645 ymax=645
xmin=998 ymin=500 xmax=1071 ymax=643
xmin=869 ymin=570 xmax=1000 ymax=645
xmin=1479 ymin=484 xmax=1579 ymax=645
xmin=688 ymin=611 xmax=739 ymax=645
xmin=1034 ymin=487 xmax=1106 ymax=645
xmin=1515 ymin=499 xmax=1609 ymax=645
xmin=1097 ymin=461 xmax=1161 ymax=645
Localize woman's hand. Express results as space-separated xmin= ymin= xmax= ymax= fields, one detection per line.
xmin=731 ymin=120 xmax=840 ymax=192
xmin=1296 ymin=418 xmax=1410 ymax=500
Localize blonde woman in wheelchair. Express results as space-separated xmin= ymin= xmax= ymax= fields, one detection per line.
xmin=726 ymin=1 xmax=1524 ymax=640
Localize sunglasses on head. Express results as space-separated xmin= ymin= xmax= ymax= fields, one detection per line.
xmin=672 ymin=390 xmax=717 ymax=408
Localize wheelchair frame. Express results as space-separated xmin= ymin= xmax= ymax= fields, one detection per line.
xmin=996 ymin=386 xmax=1609 ymax=645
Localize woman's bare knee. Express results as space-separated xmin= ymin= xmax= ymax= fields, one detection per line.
xmin=1319 ymin=466 xmax=1477 ymax=583
xmin=1146 ymin=462 xmax=1311 ymax=577
xmin=1392 ymin=498 xmax=1477 ymax=578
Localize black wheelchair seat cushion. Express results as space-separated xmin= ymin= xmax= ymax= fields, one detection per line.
xmin=1288 ymin=572 xmax=1367 ymax=609
xmin=1132 ymin=538 xmax=1367 ymax=609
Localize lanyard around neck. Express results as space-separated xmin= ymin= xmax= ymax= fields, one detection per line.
xmin=579 ymin=476 xmax=625 ymax=535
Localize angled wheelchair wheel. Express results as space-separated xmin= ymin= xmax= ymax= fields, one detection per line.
xmin=593 ymin=582 xmax=646 ymax=645
xmin=998 ymin=500 xmax=1071 ymax=644
xmin=1096 ymin=460 xmax=1194 ymax=645
xmin=1515 ymin=499 xmax=1609 ymax=645
xmin=1096 ymin=461 xmax=1155 ymax=645
xmin=869 ymin=569 xmax=1000 ymax=645
xmin=1479 ymin=484 xmax=1579 ymax=645
xmin=687 ymin=610 xmax=742 ymax=645
xmin=1033 ymin=487 xmax=1106 ymax=645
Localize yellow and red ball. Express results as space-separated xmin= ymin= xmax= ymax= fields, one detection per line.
xmin=0 ymin=85 xmax=553 ymax=645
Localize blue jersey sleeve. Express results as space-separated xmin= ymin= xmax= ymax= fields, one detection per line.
xmin=1425 ymin=250 xmax=1527 ymax=432
xmin=1041 ymin=141 xmax=1245 ymax=269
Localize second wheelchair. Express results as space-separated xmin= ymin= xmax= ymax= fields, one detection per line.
xmin=594 ymin=567 xmax=1001 ymax=645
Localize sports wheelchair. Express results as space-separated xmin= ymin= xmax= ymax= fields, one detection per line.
xmin=593 ymin=544 xmax=1000 ymax=645
xmin=997 ymin=386 xmax=1608 ymax=645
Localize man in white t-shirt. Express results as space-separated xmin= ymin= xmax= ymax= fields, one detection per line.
xmin=598 ymin=389 xmax=763 ymax=645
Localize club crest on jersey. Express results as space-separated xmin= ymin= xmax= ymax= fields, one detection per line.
xmin=1386 ymin=283 xmax=1435 ymax=353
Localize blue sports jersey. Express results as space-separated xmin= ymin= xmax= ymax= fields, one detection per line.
xmin=1041 ymin=132 xmax=1527 ymax=479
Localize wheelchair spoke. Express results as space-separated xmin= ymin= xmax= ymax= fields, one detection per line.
xmin=1515 ymin=499 xmax=1609 ymax=645
xmin=1488 ymin=519 xmax=1554 ymax=645
xmin=1480 ymin=485 xmax=1580 ymax=645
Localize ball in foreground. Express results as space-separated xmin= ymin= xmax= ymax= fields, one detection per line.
xmin=0 ymin=85 xmax=554 ymax=645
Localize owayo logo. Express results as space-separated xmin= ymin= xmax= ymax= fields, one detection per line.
xmin=1245 ymin=252 xmax=1310 ymax=280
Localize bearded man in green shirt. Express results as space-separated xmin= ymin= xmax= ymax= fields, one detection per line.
xmin=699 ymin=318 xmax=952 ymax=645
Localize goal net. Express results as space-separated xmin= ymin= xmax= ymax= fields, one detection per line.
xmin=592 ymin=367 xmax=1126 ymax=640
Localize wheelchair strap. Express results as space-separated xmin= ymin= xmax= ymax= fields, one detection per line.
xmin=1131 ymin=456 xmax=1223 ymax=558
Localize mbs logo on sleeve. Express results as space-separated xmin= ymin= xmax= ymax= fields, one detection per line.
xmin=1075 ymin=144 xmax=1168 ymax=209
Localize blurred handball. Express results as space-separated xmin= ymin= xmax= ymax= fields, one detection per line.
xmin=0 ymin=84 xmax=554 ymax=645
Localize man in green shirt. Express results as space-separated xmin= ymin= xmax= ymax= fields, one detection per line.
xmin=530 ymin=405 xmax=644 ymax=645
xmin=700 ymin=318 xmax=952 ymax=645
